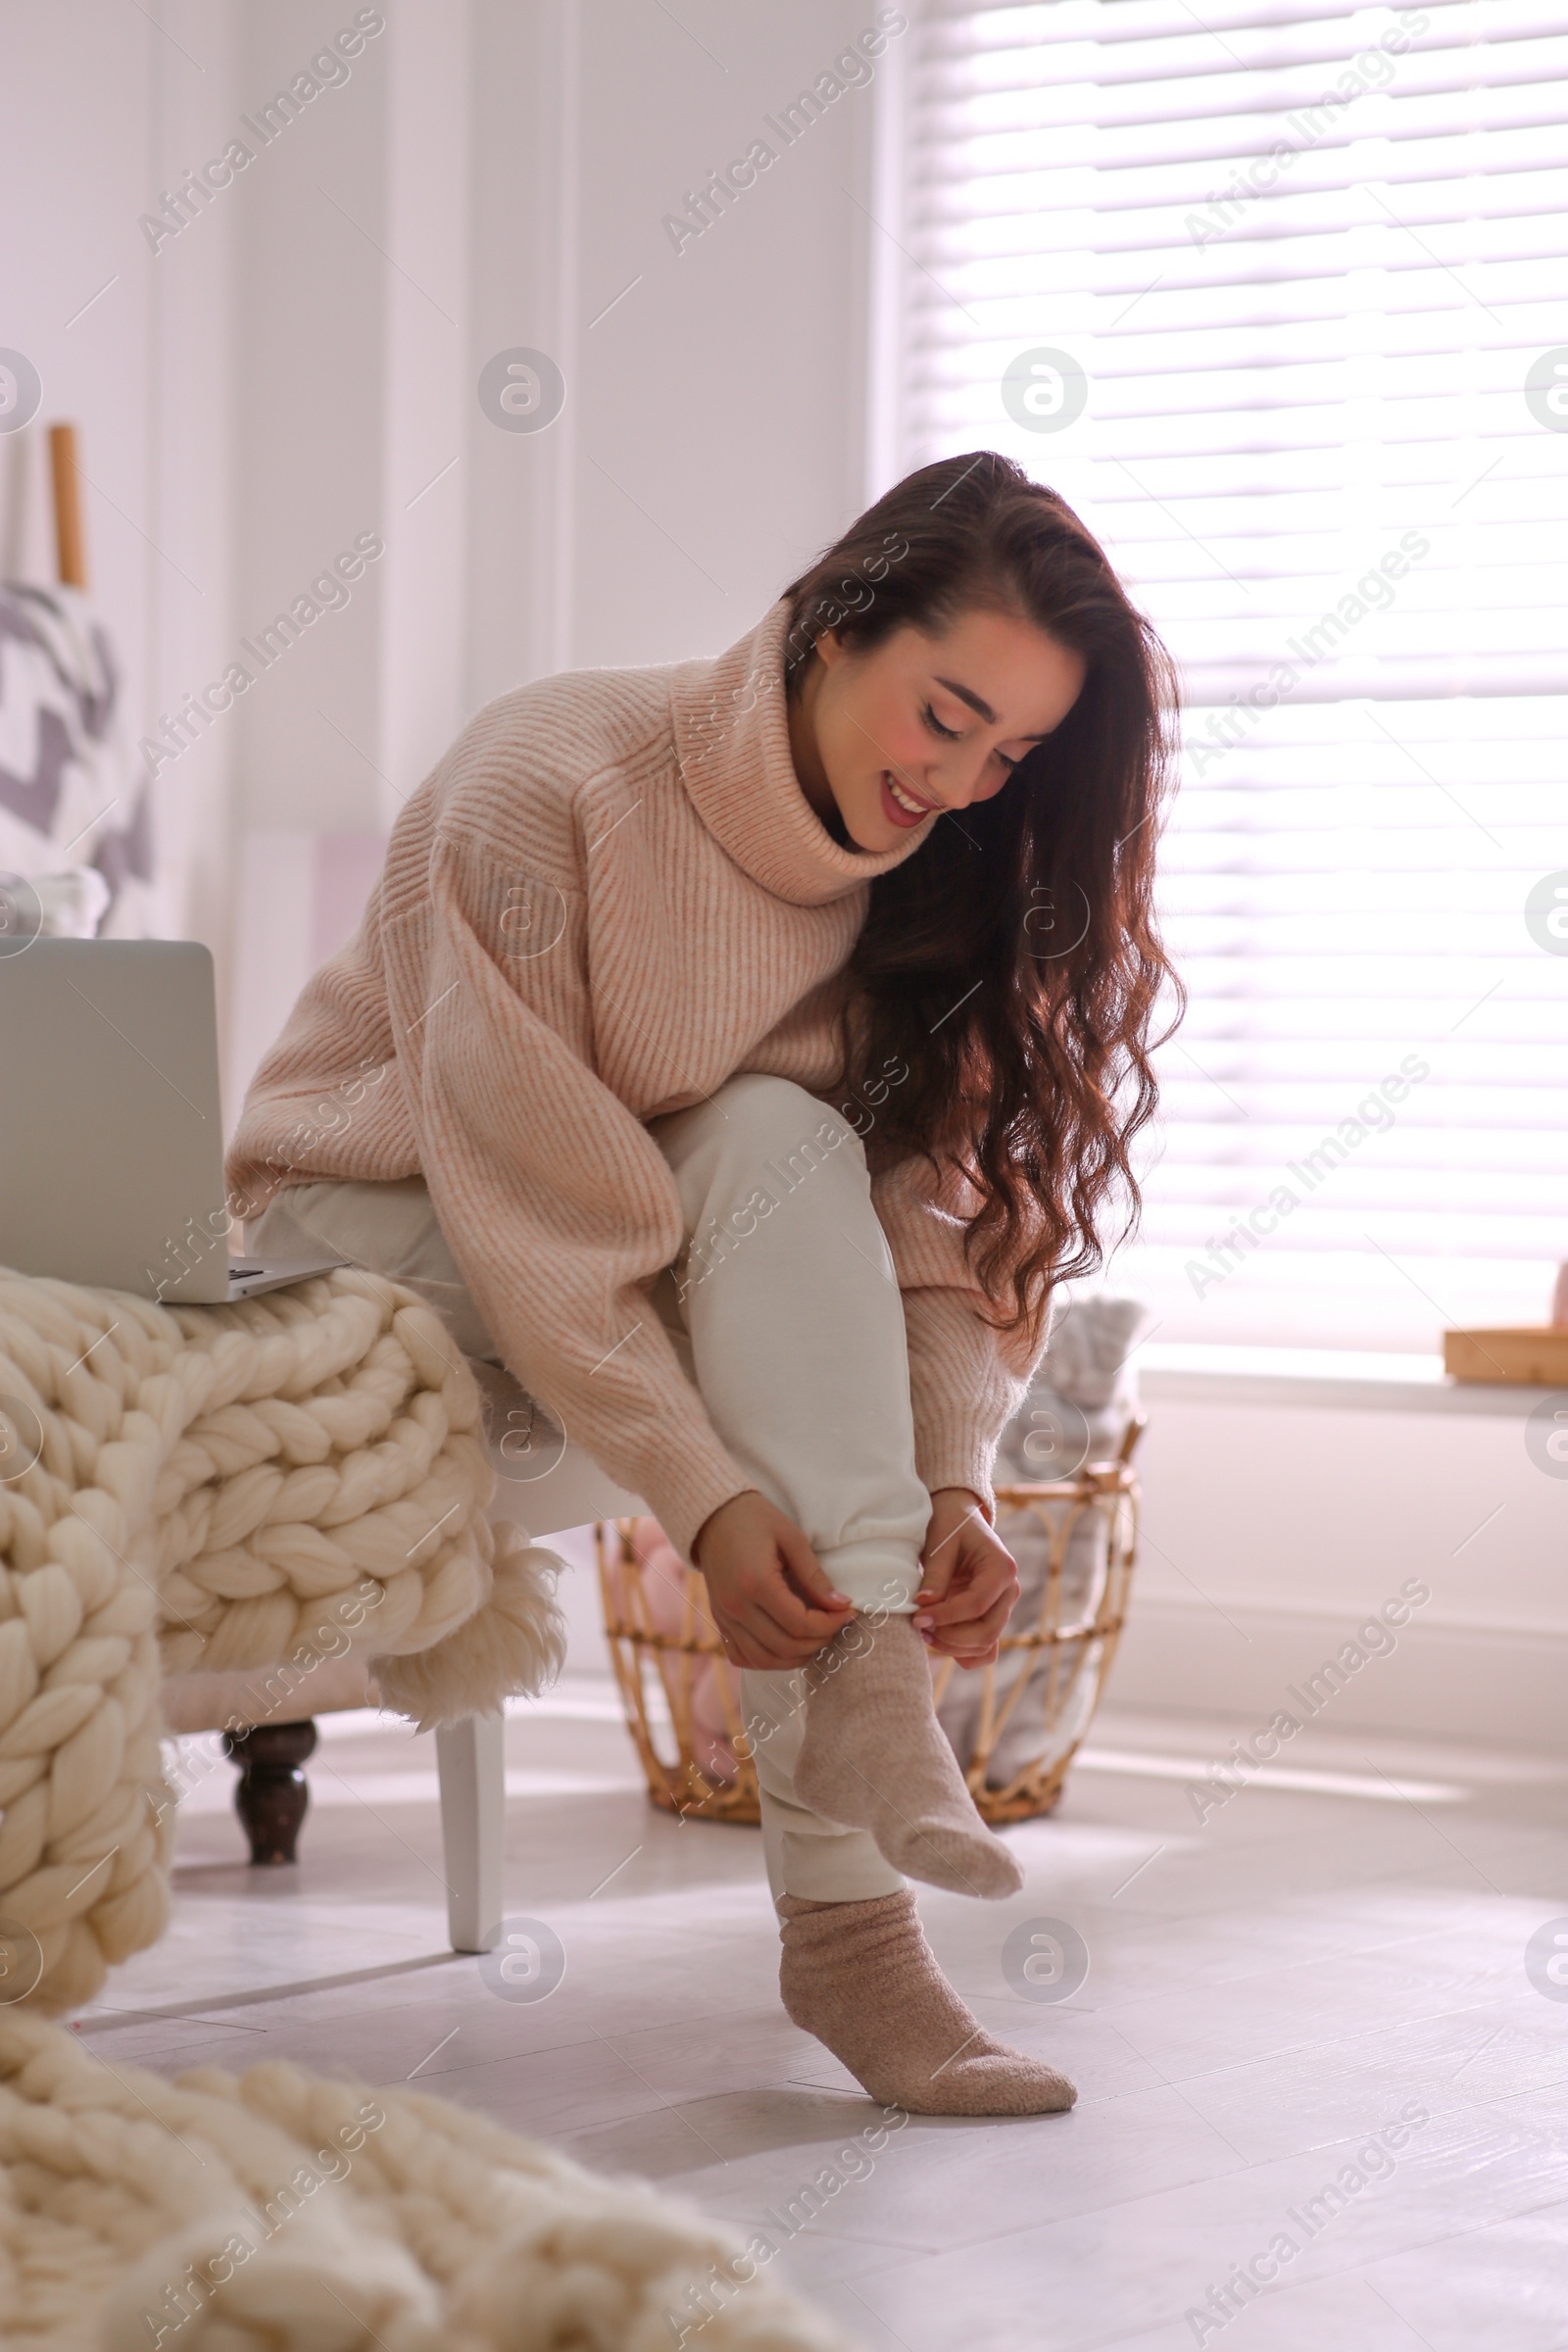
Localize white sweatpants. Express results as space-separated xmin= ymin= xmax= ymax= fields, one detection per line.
xmin=247 ymin=1073 xmax=933 ymax=1901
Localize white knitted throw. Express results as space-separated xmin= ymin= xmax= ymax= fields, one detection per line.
xmin=0 ymin=1265 xmax=852 ymax=2352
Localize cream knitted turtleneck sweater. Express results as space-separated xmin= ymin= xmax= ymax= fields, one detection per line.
xmin=225 ymin=600 xmax=1044 ymax=1555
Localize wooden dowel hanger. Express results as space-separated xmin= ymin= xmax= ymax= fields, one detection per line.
xmin=48 ymin=421 xmax=88 ymax=591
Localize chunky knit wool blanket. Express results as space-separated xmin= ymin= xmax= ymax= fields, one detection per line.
xmin=0 ymin=1264 xmax=850 ymax=2351
xmin=0 ymin=2015 xmax=850 ymax=2350
xmin=0 ymin=1262 xmax=564 ymax=2016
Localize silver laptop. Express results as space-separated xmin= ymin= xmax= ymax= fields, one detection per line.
xmin=0 ymin=937 xmax=347 ymax=1303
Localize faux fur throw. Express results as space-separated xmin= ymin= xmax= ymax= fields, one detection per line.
xmin=0 ymin=1262 xmax=566 ymax=2018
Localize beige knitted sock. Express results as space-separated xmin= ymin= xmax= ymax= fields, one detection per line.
xmin=778 ymin=1890 xmax=1077 ymax=2117
xmin=793 ymin=1612 xmax=1023 ymax=1898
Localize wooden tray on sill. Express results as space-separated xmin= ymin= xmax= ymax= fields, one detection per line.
xmin=1443 ymin=1326 xmax=1568 ymax=1386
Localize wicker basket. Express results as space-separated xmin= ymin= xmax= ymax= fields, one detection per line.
xmin=595 ymin=1423 xmax=1140 ymax=1829
xmin=935 ymin=1418 xmax=1143 ymax=1822
xmin=595 ymin=1517 xmax=761 ymax=1823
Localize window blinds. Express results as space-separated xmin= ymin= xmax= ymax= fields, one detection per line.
xmin=893 ymin=0 xmax=1568 ymax=1348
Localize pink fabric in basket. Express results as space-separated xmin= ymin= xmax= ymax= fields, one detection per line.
xmin=631 ymin=1516 xmax=739 ymax=1784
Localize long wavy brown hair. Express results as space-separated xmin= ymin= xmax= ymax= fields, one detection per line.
xmin=782 ymin=451 xmax=1183 ymax=1348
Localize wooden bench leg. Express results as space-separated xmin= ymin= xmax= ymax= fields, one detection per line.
xmin=436 ymin=1712 xmax=506 ymax=1953
xmin=221 ymin=1721 xmax=318 ymax=1864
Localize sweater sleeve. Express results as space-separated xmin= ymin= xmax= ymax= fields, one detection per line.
xmin=389 ymin=826 xmax=753 ymax=1559
xmin=868 ymin=1152 xmax=1048 ymax=1523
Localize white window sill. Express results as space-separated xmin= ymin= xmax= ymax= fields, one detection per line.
xmin=1133 ymin=1343 xmax=1559 ymax=1416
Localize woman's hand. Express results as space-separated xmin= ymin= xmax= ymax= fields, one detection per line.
xmin=913 ymin=1487 xmax=1019 ymax=1668
xmin=691 ymin=1490 xmax=854 ymax=1670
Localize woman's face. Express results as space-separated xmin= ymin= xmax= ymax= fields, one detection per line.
xmin=789 ymin=606 xmax=1088 ymax=853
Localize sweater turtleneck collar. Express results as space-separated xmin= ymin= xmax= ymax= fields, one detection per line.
xmin=668 ymin=598 xmax=939 ymax=907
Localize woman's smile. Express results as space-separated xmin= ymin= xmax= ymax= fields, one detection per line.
xmin=880 ymin=769 xmax=940 ymax=826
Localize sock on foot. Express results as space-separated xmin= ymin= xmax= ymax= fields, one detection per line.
xmin=793 ymin=1612 xmax=1023 ymax=1899
xmin=779 ymin=1889 xmax=1076 ymax=2117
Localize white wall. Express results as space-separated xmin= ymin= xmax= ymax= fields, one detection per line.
xmin=228 ymin=0 xmax=475 ymax=840
xmin=224 ymin=0 xmax=886 ymax=1107
xmin=1116 ymin=1389 xmax=1568 ymax=1750
xmin=472 ymin=0 xmax=880 ymax=685
xmin=4 ymin=0 xmax=892 ymax=1131
xmin=227 ymin=2 xmax=394 ymax=840
xmin=0 ymin=0 xmax=240 ymax=996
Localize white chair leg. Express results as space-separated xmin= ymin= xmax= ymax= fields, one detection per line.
xmin=436 ymin=1712 xmax=506 ymax=1953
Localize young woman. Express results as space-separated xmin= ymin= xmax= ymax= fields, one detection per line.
xmin=228 ymin=450 xmax=1179 ymax=2118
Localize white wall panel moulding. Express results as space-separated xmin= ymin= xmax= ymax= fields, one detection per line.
xmin=377 ymin=0 xmax=474 ymax=827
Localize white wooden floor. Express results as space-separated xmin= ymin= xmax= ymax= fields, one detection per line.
xmin=74 ymin=1687 xmax=1568 ymax=2351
